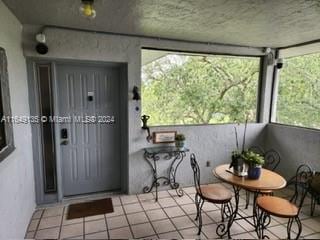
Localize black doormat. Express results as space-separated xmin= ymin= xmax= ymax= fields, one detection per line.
xmin=67 ymin=198 xmax=114 ymax=220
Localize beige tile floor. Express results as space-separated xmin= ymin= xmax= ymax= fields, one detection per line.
xmin=25 ymin=184 xmax=320 ymax=239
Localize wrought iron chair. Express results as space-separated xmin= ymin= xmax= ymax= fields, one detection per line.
xmin=245 ymin=147 xmax=281 ymax=208
xmin=256 ymin=164 xmax=313 ymax=239
xmin=287 ymin=165 xmax=320 ymax=216
xmin=309 ymin=173 xmax=320 ymax=216
xmin=288 ymin=168 xmax=320 ymax=216
xmin=190 ymin=153 xmax=232 ymax=235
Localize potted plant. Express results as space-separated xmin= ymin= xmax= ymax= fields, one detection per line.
xmin=175 ymin=133 xmax=185 ymax=150
xmin=230 ymin=122 xmax=247 ymax=176
xmin=242 ymin=150 xmax=265 ymax=179
xmin=230 ymin=150 xmax=245 ymax=175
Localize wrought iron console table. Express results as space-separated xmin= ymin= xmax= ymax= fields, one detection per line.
xmin=143 ymin=146 xmax=189 ymax=201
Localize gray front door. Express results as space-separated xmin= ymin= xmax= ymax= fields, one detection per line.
xmin=56 ymin=63 xmax=121 ymax=196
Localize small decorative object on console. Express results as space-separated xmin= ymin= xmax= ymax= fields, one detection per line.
xmin=153 ymin=131 xmax=176 ymax=144
xmin=175 ymin=133 xmax=185 ymax=150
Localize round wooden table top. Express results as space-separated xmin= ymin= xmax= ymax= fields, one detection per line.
xmin=213 ymin=164 xmax=287 ymax=191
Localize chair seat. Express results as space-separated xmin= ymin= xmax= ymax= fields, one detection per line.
xmin=257 ymin=196 xmax=298 ymax=218
xmin=198 ymin=184 xmax=232 ymax=204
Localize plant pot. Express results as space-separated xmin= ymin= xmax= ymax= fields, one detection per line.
xmin=231 ymin=156 xmax=246 ymax=176
xmin=175 ymin=140 xmax=185 ymax=150
xmin=247 ymin=164 xmax=262 ymax=179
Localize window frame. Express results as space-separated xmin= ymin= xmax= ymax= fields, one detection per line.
xmin=141 ymin=47 xmax=264 ymax=127
xmin=269 ymin=50 xmax=320 ymax=131
xmin=0 ymin=47 xmax=15 ymax=162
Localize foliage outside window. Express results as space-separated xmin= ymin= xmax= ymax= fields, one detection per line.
xmin=142 ymin=50 xmax=261 ymax=126
xmin=275 ymin=53 xmax=320 ymax=129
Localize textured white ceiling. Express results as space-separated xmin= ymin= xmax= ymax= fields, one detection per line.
xmin=3 ymin=0 xmax=320 ymax=48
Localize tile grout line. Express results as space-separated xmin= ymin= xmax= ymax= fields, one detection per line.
xmin=118 ymin=195 xmax=135 ymax=238
xmin=136 ymin=194 xmax=160 ymax=238
xmin=36 ymin=209 xmax=46 ymax=235
xmin=83 ymin=214 xmax=114 ymax=238
xmin=152 ymin=190 xmax=184 ymax=238
xmin=26 ymin=209 xmax=45 ymax=238
xmin=126 ymin=196 xmax=169 ymax=238
xmin=104 ymin=205 xmax=111 ymax=239
xmin=34 ymin=208 xmax=46 ymax=238
xmin=104 ymin=195 xmax=125 ymax=239
xmin=168 ymin=189 xmax=211 ymax=239
xmin=137 ymin=192 xmax=161 ymax=238
xmin=57 ymin=206 xmax=65 ymax=239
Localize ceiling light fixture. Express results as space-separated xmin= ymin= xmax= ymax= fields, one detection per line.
xmin=79 ymin=0 xmax=96 ymax=19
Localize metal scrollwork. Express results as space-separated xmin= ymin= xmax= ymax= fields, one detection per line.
xmin=216 ymin=186 xmax=241 ymax=238
xmin=143 ymin=147 xmax=188 ymax=201
xmin=264 ymin=149 xmax=281 ymax=171
xmin=256 ymin=210 xmax=271 ymax=239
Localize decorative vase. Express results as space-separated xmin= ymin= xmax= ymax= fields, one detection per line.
xmin=247 ymin=164 xmax=262 ymax=179
xmin=175 ymin=140 xmax=185 ymax=150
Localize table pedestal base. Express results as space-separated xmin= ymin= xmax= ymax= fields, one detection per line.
xmin=216 ymin=186 xmax=271 ymax=239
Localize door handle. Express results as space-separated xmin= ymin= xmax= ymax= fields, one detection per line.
xmin=61 ymin=139 xmax=69 ymax=145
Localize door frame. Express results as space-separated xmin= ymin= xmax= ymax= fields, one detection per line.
xmin=27 ymin=58 xmax=129 ymax=204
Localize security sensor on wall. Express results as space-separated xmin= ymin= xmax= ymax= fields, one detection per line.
xmin=276 ymin=58 xmax=284 ymax=69
xmin=132 ymin=86 xmax=141 ymax=101
xmin=35 ymin=33 xmax=48 ymax=55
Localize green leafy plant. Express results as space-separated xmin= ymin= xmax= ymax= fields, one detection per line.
xmin=242 ymin=150 xmax=265 ymax=166
xmin=175 ymin=133 xmax=185 ymax=141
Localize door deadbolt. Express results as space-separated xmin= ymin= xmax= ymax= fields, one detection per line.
xmin=61 ymin=128 xmax=69 ymax=145
xmin=61 ymin=128 xmax=68 ymax=139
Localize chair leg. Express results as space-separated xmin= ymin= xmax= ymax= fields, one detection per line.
xmin=197 ymin=199 xmax=205 ymax=235
xmin=221 ymin=203 xmax=225 ymax=222
xmin=194 ymin=193 xmax=200 ymax=221
xmin=311 ymin=196 xmax=316 ymax=216
xmin=256 ymin=209 xmax=270 ymax=239
xmin=220 ymin=202 xmax=232 ymax=221
xmin=287 ymin=217 xmax=302 ymax=240
xmin=227 ymin=201 xmax=233 ymax=218
xmin=287 ymin=218 xmax=293 ymax=240
xmin=288 ymin=216 xmax=302 ymax=239
xmin=256 ymin=208 xmax=264 ymax=239
xmin=194 ymin=193 xmax=199 ymax=221
xmin=245 ymin=190 xmax=250 ymax=209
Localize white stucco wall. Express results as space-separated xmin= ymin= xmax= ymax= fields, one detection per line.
xmin=265 ymin=124 xmax=320 ymax=179
xmin=0 ymin=2 xmax=35 ymax=238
